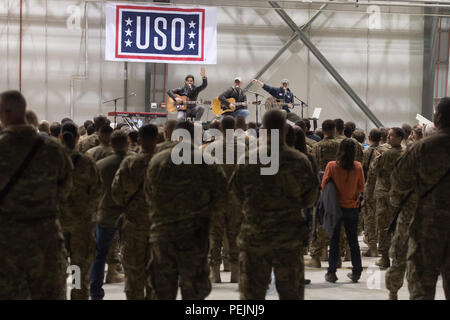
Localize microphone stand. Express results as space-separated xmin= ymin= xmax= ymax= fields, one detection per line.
xmin=294 ymin=95 xmax=308 ymax=119
xmin=245 ymin=89 xmax=265 ymax=126
xmin=103 ymin=92 xmax=136 ymax=126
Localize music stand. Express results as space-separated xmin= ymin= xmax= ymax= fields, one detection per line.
xmin=103 ymin=92 xmax=136 ymax=125
xmin=311 ymin=107 xmax=322 ymax=130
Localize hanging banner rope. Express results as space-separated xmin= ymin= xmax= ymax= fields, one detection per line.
xmin=105 ymin=2 xmax=217 ymax=64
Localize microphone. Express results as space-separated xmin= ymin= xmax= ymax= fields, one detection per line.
xmin=188 ymin=84 xmax=193 ymax=90
xmin=294 ymin=95 xmax=308 ymax=106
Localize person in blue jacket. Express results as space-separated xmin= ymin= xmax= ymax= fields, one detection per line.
xmin=252 ymin=78 xmax=301 ymax=123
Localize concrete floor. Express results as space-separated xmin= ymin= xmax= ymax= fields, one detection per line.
xmin=94 ymin=239 xmax=446 ymax=300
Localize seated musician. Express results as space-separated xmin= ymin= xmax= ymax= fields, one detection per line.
xmin=167 ymin=67 xmax=207 ymax=121
xmin=252 ymin=78 xmax=301 ymax=122
xmin=218 ymin=77 xmax=250 ymax=120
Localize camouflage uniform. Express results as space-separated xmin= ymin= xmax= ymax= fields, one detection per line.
xmin=372 ymin=146 xmax=404 ymax=259
xmin=111 ymin=152 xmax=153 ymax=299
xmin=309 ymin=137 xmax=340 ymax=260
xmin=361 ymin=146 xmax=380 ymax=250
xmin=312 ymin=137 xmax=340 ymax=172
xmin=129 ymin=143 xmax=141 ymax=154
xmin=209 ymin=204 xmax=242 ymax=269
xmin=363 ymin=143 xmax=391 ymax=253
xmin=389 ymin=128 xmax=450 ymax=300
xmin=79 ymin=134 xmax=88 ymax=142
xmin=353 ymin=139 xmax=364 ymax=163
xmin=231 ymin=144 xmax=320 ymax=300
xmin=378 ymin=143 xmax=391 ymax=154
xmin=155 ymin=140 xmax=178 ymax=154
xmin=0 ymin=125 xmax=73 ymax=299
xmin=206 ymin=136 xmax=246 ymax=274
xmin=304 ymin=152 xmax=320 ymax=250
xmin=385 ymin=192 xmax=417 ymax=295
xmin=78 ymin=132 xmax=100 ymax=153
xmin=60 ymin=149 xmax=101 ymax=300
xmin=305 ymin=136 xmax=317 ymax=148
xmin=86 ymin=144 xmax=113 ymax=162
xmin=144 ymin=142 xmax=227 ymax=300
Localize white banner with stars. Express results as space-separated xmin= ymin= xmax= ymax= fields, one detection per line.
xmin=105 ymin=2 xmax=217 ymax=64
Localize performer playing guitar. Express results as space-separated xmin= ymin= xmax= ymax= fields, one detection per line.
xmin=167 ymin=67 xmax=207 ymax=121
xmin=252 ymin=78 xmax=302 ymax=123
xmin=217 ymin=77 xmax=250 ymax=120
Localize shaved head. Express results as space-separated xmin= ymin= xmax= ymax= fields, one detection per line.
xmin=0 ymin=90 xmax=27 ymax=127
xmin=262 ymin=109 xmax=287 ymax=142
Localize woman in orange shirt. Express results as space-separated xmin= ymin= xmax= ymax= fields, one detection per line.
xmin=322 ymin=138 xmax=364 ymax=283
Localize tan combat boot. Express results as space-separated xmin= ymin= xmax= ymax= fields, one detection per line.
xmin=305 ymin=256 xmax=321 ymax=268
xmin=375 ymin=255 xmax=390 ymax=270
xmin=363 ymin=234 xmax=369 ymax=246
xmin=320 ymin=249 xmax=328 ymax=262
xmin=388 ymin=292 xmax=398 ymax=300
xmin=337 ymin=258 xmax=342 ymax=269
xmin=105 ymin=264 xmax=125 ymax=284
xmin=210 ymin=265 xmax=221 ymax=283
xmin=230 ymin=264 xmax=239 ymax=283
xmin=363 ymin=244 xmax=378 ymax=257
xmin=223 ymin=260 xmax=231 ymax=272
xmin=344 ymin=249 xmax=351 ymax=262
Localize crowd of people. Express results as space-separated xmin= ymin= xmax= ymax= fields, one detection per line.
xmin=0 ymin=89 xmax=449 ymax=300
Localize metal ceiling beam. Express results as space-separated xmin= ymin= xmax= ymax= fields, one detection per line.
xmin=83 ymin=0 xmax=450 ymax=9
xmin=268 ymin=1 xmax=383 ymax=127
xmin=245 ymin=3 xmax=329 ymax=90
xmin=244 ymin=33 xmax=299 ymax=90
xmin=302 ymin=3 xmax=329 ymax=30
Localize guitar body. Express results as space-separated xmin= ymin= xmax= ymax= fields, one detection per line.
xmin=264 ymin=96 xmax=282 ymax=111
xmin=166 ymin=95 xmax=188 ymax=113
xmin=264 ymin=96 xmax=300 ymax=111
xmin=212 ymin=97 xmax=236 ymax=116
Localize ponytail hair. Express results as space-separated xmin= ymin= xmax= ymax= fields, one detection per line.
xmin=337 ymin=138 xmax=355 ymax=171
xmin=61 ymin=121 xmax=79 ymax=150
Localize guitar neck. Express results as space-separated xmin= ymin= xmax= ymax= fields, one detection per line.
xmin=274 ymin=102 xmax=302 ymax=106
xmin=184 ymin=101 xmax=202 ymax=104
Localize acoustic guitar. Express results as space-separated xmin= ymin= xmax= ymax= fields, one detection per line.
xmin=264 ymin=96 xmax=303 ymax=112
xmin=166 ymin=94 xmax=211 ymax=113
xmin=212 ymin=97 xmax=252 ymax=116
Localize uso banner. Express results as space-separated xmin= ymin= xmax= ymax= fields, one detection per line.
xmin=105 ymin=2 xmax=217 ymax=64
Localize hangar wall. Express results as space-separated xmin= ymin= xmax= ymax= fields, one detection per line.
xmin=0 ymin=0 xmax=431 ymax=130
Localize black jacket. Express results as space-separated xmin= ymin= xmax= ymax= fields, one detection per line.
xmin=218 ymin=86 xmax=247 ymax=110
xmin=262 ymin=84 xmax=293 ymax=113
xmin=316 ymin=180 xmax=342 ymax=238
xmin=167 ymin=77 xmax=208 ymax=102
